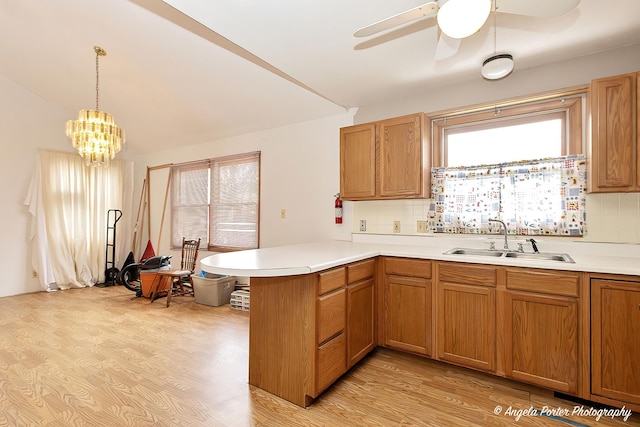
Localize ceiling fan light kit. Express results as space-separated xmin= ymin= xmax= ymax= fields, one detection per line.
xmin=354 ymin=0 xmax=580 ymax=72
xmin=437 ymin=0 xmax=492 ymax=39
xmin=481 ymin=53 xmax=514 ymax=80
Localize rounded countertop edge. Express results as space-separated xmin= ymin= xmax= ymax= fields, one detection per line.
xmin=199 ymin=240 xmax=640 ymax=278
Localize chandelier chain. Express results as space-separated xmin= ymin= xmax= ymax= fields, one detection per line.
xmin=95 ymin=50 xmax=100 ymax=111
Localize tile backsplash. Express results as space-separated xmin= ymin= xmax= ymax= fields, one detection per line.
xmin=351 ymin=193 xmax=640 ymax=244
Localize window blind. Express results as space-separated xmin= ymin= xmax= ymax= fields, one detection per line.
xmin=170 ymin=161 xmax=209 ymax=248
xmin=209 ymin=152 xmax=260 ymax=251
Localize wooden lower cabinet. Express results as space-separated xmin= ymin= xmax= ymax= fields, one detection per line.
xmin=248 ymin=255 xmax=637 ymax=413
xmin=437 ymin=282 xmax=496 ymax=372
xmin=249 ymin=274 xmax=317 ymax=407
xmin=316 ymin=333 xmax=347 ymax=393
xmin=436 ymin=262 xmax=497 ymax=372
xmin=591 ymin=278 xmax=640 ymax=406
xmin=347 ymin=278 xmax=375 ymax=367
xmin=383 ymin=258 xmax=432 ymax=356
xmin=317 ymin=288 xmax=345 ymax=344
xmin=503 ymin=268 xmax=581 ymax=395
xmin=504 ymin=292 xmax=578 ymax=393
xmin=249 ymin=259 xmax=377 ymax=407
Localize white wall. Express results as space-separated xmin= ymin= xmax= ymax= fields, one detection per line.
xmin=351 ymin=44 xmax=640 ymax=244
xmin=0 ymin=74 xmax=76 ymax=297
xmin=355 ymin=44 xmax=640 ymax=124
xmin=3 ymin=44 xmax=640 ymax=298
xmin=131 ymin=112 xmax=357 ymax=265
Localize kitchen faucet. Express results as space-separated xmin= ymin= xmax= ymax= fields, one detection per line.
xmin=488 ymin=218 xmax=509 ymax=250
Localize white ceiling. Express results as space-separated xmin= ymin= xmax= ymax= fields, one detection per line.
xmin=1 ymin=0 xmax=640 ymax=156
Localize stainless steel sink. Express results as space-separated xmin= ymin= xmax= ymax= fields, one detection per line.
xmin=444 ymin=247 xmax=575 ymax=263
xmin=504 ymin=251 xmax=574 ymax=263
xmin=444 ymin=248 xmax=505 ymax=257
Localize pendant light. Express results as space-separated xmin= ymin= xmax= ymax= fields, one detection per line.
xmin=481 ymin=1 xmax=514 ymax=80
xmin=66 ymin=46 xmax=125 ymax=167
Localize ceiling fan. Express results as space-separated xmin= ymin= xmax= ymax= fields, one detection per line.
xmin=354 ymin=0 xmax=581 ymax=60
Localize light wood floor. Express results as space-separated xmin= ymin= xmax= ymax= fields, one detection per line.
xmin=0 ymin=286 xmax=637 ymax=427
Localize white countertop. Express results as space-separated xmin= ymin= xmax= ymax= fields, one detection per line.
xmin=200 ymin=235 xmax=640 ymax=278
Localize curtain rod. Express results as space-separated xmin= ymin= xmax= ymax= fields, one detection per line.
xmin=429 ymin=85 xmax=588 ymax=122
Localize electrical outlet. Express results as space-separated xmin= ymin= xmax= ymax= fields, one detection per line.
xmin=359 ymin=220 xmax=367 ymax=232
xmin=280 ymin=209 xmax=286 ymax=219
xmin=393 ymin=221 xmax=401 ymax=233
xmin=417 ymin=220 xmax=428 ymax=233
xmin=32 ymin=270 xmax=38 ymax=278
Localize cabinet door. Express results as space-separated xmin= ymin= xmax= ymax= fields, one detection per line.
xmin=315 ymin=333 xmax=347 ymax=396
xmin=591 ymin=279 xmax=640 ymax=405
xmin=347 ymin=278 xmax=376 ymax=367
xmin=340 ymin=123 xmax=376 ymax=199
xmin=504 ymin=291 xmax=578 ymax=394
xmin=384 ymin=274 xmax=431 ymax=356
xmin=590 ymin=73 xmax=638 ymax=192
xmin=437 ymin=282 xmax=495 ymax=372
xmin=378 ymin=114 xmax=426 ymax=198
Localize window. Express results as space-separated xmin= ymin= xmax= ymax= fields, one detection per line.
xmin=445 ymin=112 xmax=564 ymax=167
xmin=428 ymin=92 xmax=586 ymax=236
xmin=171 ymin=152 xmax=260 ymax=251
xmin=433 ymin=96 xmax=583 ymax=167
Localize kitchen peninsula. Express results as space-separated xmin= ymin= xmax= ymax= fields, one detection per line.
xmin=201 ymin=237 xmax=640 ymax=411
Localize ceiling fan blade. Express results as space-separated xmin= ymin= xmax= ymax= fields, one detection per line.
xmin=434 ymin=32 xmax=460 ymax=60
xmin=354 ymin=2 xmax=437 ymax=37
xmin=498 ymin=0 xmax=580 ymax=18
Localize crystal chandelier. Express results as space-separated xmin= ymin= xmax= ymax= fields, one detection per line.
xmin=66 ymin=46 xmax=125 ymax=167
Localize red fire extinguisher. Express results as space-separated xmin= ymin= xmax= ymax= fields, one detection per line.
xmin=334 ymin=193 xmax=343 ymax=224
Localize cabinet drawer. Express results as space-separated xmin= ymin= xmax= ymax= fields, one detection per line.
xmin=385 ymin=257 xmax=432 ymax=278
xmin=318 ymin=267 xmax=346 ymax=295
xmin=316 ymin=333 xmax=347 ymax=394
xmin=317 ymin=289 xmax=346 ymax=344
xmin=506 ymin=268 xmax=579 ymax=297
xmin=438 ymin=262 xmax=497 ymax=287
xmin=347 ymin=258 xmax=376 ymax=284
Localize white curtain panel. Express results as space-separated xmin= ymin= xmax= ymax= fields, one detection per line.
xmin=25 ymin=151 xmax=134 ymax=291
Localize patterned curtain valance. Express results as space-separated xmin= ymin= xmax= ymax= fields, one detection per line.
xmin=428 ymin=155 xmax=586 ymax=236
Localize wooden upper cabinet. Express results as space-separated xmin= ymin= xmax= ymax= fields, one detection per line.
xmin=340 ymin=123 xmax=376 ymax=199
xmin=589 ymin=72 xmax=639 ymax=192
xmin=378 ymin=114 xmax=428 ymax=198
xmin=340 ymin=113 xmax=430 ymax=200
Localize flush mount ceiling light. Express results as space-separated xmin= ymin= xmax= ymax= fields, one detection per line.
xmin=481 ymin=1 xmax=514 ymax=80
xmin=481 ymin=53 xmax=514 ymax=80
xmin=66 ymin=46 xmax=125 ymax=167
xmin=437 ymin=0 xmax=492 ymax=39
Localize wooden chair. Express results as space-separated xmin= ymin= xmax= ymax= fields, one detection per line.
xmin=150 ymin=237 xmax=201 ymax=307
